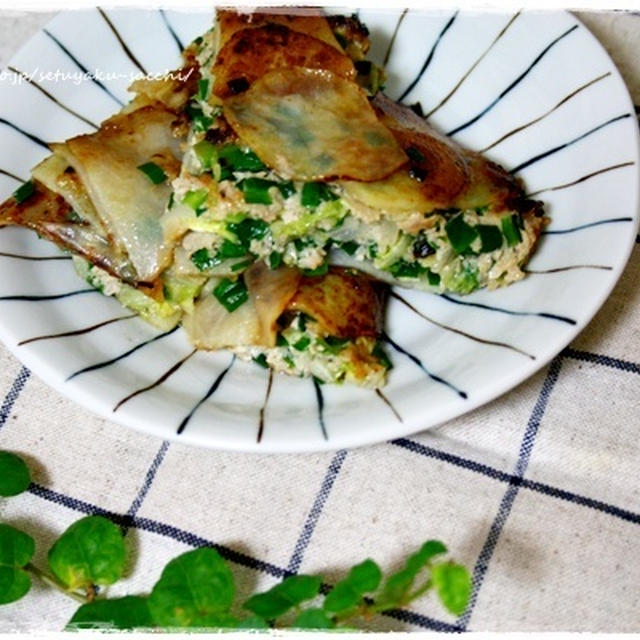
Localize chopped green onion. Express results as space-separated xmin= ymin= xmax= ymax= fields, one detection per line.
xmin=231 ymin=258 xmax=254 ymax=272
xmin=276 ymin=181 xmax=296 ymax=199
xmin=213 ymin=277 xmax=248 ymax=312
xmin=13 ymin=180 xmax=35 ymax=204
xmin=372 ymin=341 xmax=393 ymax=370
xmin=237 ymin=178 xmax=276 ymax=205
xmin=218 ymin=144 xmax=266 ymax=172
xmin=276 ymin=334 xmax=289 ymax=347
xmin=197 ymin=78 xmax=210 ymax=101
xmin=477 ymin=224 xmax=503 ymax=253
xmin=292 ymin=336 xmax=311 ymax=351
xmin=193 ymin=140 xmax=217 ymax=170
xmin=302 ymin=262 xmax=329 ymax=277
xmin=301 ymin=182 xmax=338 ymax=208
xmin=182 ymin=188 xmax=209 ymax=215
xmin=190 ymin=248 xmax=217 ymax=272
xmin=185 ymin=102 xmax=213 ymax=132
xmin=137 ymin=162 xmax=167 ymax=185
xmin=253 ymin=353 xmax=269 ymax=369
xmin=338 ymin=241 xmax=359 ymax=256
xmin=218 ymin=239 xmax=246 ymax=259
xmin=227 ymin=217 xmax=269 ymax=248
xmin=318 ymin=335 xmax=349 ymax=354
xmin=389 ymin=260 xmax=427 ymax=279
xmin=501 ymin=214 xmax=522 ymax=246
xmin=269 ymin=251 xmax=283 ymax=270
xmin=427 ymin=269 xmax=441 ymax=286
xmin=475 ymin=205 xmax=489 ymax=215
xmin=445 ymin=215 xmax=479 ymax=254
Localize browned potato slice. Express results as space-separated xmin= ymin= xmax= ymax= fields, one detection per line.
xmin=212 ymin=24 xmax=355 ymax=99
xmin=224 ymin=68 xmax=407 ymax=182
xmin=216 ymin=8 xmax=346 ymax=52
xmin=288 ymin=267 xmax=386 ymax=339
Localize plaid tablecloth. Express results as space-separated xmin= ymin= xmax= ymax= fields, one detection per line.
xmin=1 ymin=8 xmax=639 ymax=633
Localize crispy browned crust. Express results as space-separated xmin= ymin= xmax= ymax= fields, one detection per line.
xmin=216 ymin=8 xmax=346 ymax=52
xmin=212 ymin=24 xmax=355 ymax=99
xmin=370 ymin=93 xmax=547 ymax=233
xmin=288 ymin=267 xmax=386 ymax=339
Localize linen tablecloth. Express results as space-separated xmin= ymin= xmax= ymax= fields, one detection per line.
xmin=1 ymin=8 xmax=639 ymax=633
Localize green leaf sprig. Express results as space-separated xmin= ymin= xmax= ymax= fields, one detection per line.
xmin=0 ymin=450 xmax=472 ymax=630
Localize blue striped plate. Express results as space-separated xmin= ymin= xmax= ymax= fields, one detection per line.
xmin=0 ymin=8 xmax=637 ymax=452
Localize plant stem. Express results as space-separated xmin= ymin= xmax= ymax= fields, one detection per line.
xmin=24 ymin=563 xmax=88 ymax=604
xmin=406 ymin=579 xmax=432 ymax=603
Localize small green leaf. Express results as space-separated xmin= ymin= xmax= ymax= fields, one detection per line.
xmin=0 ymin=523 xmax=35 ymax=568
xmin=0 ymin=566 xmax=31 ymax=605
xmin=349 ymin=559 xmax=383 ymax=593
xmin=0 ymin=451 xmax=31 ymax=497
xmin=324 ymin=559 xmax=382 ymax=614
xmin=148 ymin=548 xmax=236 ymax=628
xmin=0 ymin=524 xmax=35 ymax=604
xmin=377 ymin=540 xmax=447 ymax=609
xmin=294 ymin=607 xmax=335 ymax=629
xmin=244 ymin=575 xmax=322 ymax=620
xmin=235 ymin=615 xmax=270 ymax=630
xmin=431 ymin=562 xmax=472 ymax=616
xmin=47 ymin=516 xmax=125 ymax=591
xmin=67 ymin=596 xmax=153 ymax=630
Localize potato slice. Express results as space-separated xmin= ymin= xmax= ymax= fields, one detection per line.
xmin=212 ymin=24 xmax=355 ymax=99
xmin=223 ymin=67 xmax=407 ymax=182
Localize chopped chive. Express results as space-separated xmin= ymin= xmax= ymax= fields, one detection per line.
xmin=213 ymin=277 xmax=248 ymax=312
xmin=276 ymin=334 xmax=289 ymax=347
xmin=237 ymin=178 xmax=276 ymax=205
xmin=193 ymin=140 xmax=217 ymax=170
xmin=477 ymin=224 xmax=503 ymax=253
xmin=227 ymin=218 xmax=269 ymax=249
xmin=292 ymin=336 xmax=311 ymax=351
xmin=372 ymin=341 xmax=393 ymax=370
xmin=276 ymin=181 xmax=296 ymax=199
xmin=389 ymin=260 xmax=427 ymax=279
xmin=13 ymin=180 xmax=35 ymax=204
xmin=183 ymin=188 xmax=209 ymax=213
xmin=302 ymin=262 xmax=329 ymax=277
xmin=283 ymin=354 xmax=295 ymax=368
xmin=301 ymin=182 xmax=338 ymax=208
xmin=231 ymin=258 xmax=253 ymax=272
xmin=137 ymin=162 xmax=167 ymax=185
xmin=218 ymin=239 xmax=246 ymax=259
xmin=253 ymin=353 xmax=269 ymax=368
xmin=190 ymin=248 xmax=217 ymax=271
xmin=338 ymin=241 xmax=359 ymax=256
xmin=197 ymin=78 xmax=210 ymax=101
xmin=269 ymin=251 xmax=283 ymax=270
xmin=318 ymin=335 xmax=349 ymax=354
xmin=427 ymin=269 xmax=440 ymax=286
xmin=445 ymin=215 xmax=479 ymax=254
xmin=218 ymin=144 xmax=266 ymax=172
xmin=501 ymin=214 xmax=522 ymax=246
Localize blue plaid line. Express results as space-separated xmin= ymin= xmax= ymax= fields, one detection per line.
xmin=287 ymin=449 xmax=348 ymax=573
xmin=392 ymin=438 xmax=640 ymax=526
xmin=458 ymin=356 xmax=564 ymax=629
xmin=27 ymin=480 xmax=451 ymax=631
xmin=563 ymin=347 xmax=640 ymax=374
xmin=0 ymin=366 xmax=30 ymax=432
xmin=126 ymin=440 xmax=170 ymax=520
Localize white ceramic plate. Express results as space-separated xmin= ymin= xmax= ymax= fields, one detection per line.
xmin=0 ymin=8 xmax=638 ymax=452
